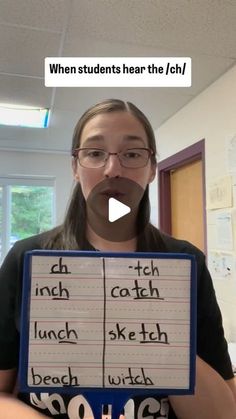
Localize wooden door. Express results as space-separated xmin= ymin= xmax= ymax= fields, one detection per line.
xmin=170 ymin=159 xmax=204 ymax=251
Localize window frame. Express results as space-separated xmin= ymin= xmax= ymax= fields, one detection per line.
xmin=0 ymin=175 xmax=56 ymax=263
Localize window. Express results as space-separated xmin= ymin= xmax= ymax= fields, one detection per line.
xmin=0 ymin=176 xmax=55 ymax=264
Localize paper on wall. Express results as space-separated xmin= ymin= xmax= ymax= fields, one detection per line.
xmin=216 ymin=212 xmax=234 ymax=250
xmin=207 ymin=176 xmax=232 ymax=210
xmin=208 ymin=251 xmax=234 ymax=279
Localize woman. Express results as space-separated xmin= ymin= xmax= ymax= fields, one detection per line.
xmin=0 ymin=99 xmax=235 ymax=419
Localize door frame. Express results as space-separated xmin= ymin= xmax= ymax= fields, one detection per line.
xmin=158 ymin=139 xmax=207 ymax=252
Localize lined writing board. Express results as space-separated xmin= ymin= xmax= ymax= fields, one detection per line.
xmin=19 ymin=250 xmax=196 ymax=397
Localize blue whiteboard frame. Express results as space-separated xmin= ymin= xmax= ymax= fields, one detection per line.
xmin=19 ymin=250 xmax=197 ymax=418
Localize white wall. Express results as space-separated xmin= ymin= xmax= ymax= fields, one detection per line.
xmin=155 ymin=64 xmax=236 ymax=341
xmin=0 ymin=150 xmax=73 ymax=225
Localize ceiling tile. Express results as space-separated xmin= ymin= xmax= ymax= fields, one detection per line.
xmin=67 ymin=0 xmax=236 ymax=57
xmin=0 ymin=0 xmax=69 ymax=32
xmin=0 ymin=24 xmax=62 ymax=76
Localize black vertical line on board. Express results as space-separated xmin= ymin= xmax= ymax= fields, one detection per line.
xmin=102 ymin=257 xmax=106 ymax=387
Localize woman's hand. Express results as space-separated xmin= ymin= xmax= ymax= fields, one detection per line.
xmin=0 ymin=394 xmax=51 ymax=418
xmin=169 ymin=356 xmax=236 ymax=419
xmin=0 ymin=369 xmax=50 ymax=418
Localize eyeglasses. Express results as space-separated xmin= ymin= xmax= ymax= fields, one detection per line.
xmin=72 ymin=148 xmax=154 ymax=169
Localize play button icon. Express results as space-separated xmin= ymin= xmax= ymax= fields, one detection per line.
xmin=108 ymin=197 xmax=131 ymax=222
xmin=86 ymin=177 xmax=149 ymax=242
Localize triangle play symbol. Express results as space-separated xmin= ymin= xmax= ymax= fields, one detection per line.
xmin=108 ymin=197 xmax=131 ymax=222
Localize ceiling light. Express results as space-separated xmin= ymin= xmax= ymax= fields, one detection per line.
xmin=0 ymin=103 xmax=50 ymax=128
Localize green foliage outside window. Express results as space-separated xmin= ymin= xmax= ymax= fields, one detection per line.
xmin=11 ymin=186 xmax=53 ymax=239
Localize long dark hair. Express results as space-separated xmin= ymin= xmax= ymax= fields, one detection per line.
xmin=43 ymin=99 xmax=159 ymax=250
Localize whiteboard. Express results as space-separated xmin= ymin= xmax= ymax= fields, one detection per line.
xmin=19 ymin=250 xmax=196 ymax=398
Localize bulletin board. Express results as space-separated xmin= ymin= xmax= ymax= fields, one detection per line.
xmin=19 ymin=250 xmax=196 ymax=399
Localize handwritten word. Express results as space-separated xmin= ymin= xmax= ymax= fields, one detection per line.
xmin=108 ymin=367 xmax=154 ymax=386
xmin=111 ymin=279 xmax=163 ymax=300
xmin=129 ymin=260 xmax=160 ymax=277
xmin=50 ymin=257 xmax=71 ymax=274
xmin=31 ymin=366 xmax=79 ymax=387
xmin=35 ymin=281 xmax=70 ymax=300
xmin=108 ymin=323 xmax=169 ymax=344
xmin=34 ymin=321 xmax=78 ymax=344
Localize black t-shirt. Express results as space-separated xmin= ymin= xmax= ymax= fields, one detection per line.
xmin=0 ymin=228 xmax=233 ymax=418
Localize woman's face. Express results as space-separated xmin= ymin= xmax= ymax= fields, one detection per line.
xmin=72 ymin=111 xmax=156 ymax=201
